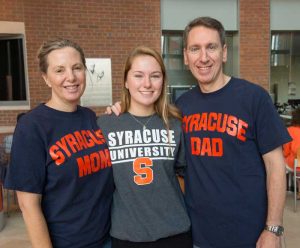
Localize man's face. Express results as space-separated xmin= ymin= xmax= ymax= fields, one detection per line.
xmin=184 ymin=26 xmax=227 ymax=89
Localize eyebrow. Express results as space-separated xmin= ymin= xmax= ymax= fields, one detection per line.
xmin=132 ymin=70 xmax=162 ymax=73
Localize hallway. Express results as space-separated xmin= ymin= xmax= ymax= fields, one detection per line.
xmin=0 ymin=192 xmax=299 ymax=247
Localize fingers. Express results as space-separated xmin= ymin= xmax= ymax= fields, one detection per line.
xmin=116 ymin=101 xmax=122 ymax=112
xmin=104 ymin=101 xmax=122 ymax=116
xmin=105 ymin=106 xmax=113 ymax=115
xmin=111 ymin=104 xmax=120 ymax=116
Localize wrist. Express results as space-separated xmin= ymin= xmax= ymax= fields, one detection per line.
xmin=264 ymin=225 xmax=284 ymax=236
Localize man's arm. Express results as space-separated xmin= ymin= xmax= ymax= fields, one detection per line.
xmin=256 ymin=146 xmax=286 ymax=248
xmin=17 ymin=191 xmax=53 ymax=248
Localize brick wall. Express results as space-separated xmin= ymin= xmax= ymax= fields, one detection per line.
xmin=0 ymin=0 xmax=274 ymax=130
xmin=239 ymin=0 xmax=270 ymax=90
xmin=0 ymin=0 xmax=161 ymax=128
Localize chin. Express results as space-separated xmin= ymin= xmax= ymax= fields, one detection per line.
xmin=65 ymin=97 xmax=81 ymax=104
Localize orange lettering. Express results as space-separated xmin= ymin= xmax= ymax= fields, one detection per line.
xmin=182 ymin=115 xmax=192 ymax=133
xmin=189 ymin=114 xmax=200 ymax=132
xmin=207 ymin=112 xmax=217 ymax=131
xmin=49 ymin=144 xmax=65 ymax=166
xmin=56 ymin=138 xmax=72 ymax=157
xmin=226 ymin=115 xmax=238 ymax=137
xmin=74 ymin=131 xmax=87 ymax=150
xmin=191 ymin=137 xmax=200 ymax=155
xmin=200 ymin=137 xmax=211 ymax=156
xmin=81 ymin=130 xmax=95 ymax=147
xmin=99 ymin=149 xmax=112 ymax=169
xmin=199 ymin=113 xmax=208 ymax=131
xmin=216 ymin=113 xmax=227 ymax=132
xmin=64 ymin=134 xmax=80 ymax=153
xmin=211 ymin=138 xmax=223 ymax=156
xmin=133 ymin=157 xmax=153 ymax=185
xmin=87 ymin=130 xmax=102 ymax=145
xmin=77 ymin=155 xmax=92 ymax=177
xmin=94 ymin=130 xmax=106 ymax=144
xmin=191 ymin=137 xmax=223 ymax=157
xmin=237 ymin=120 xmax=248 ymax=141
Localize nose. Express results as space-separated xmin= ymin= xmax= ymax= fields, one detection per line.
xmin=66 ymin=69 xmax=76 ymax=82
xmin=143 ymin=76 xmax=151 ymax=88
xmin=199 ymin=48 xmax=209 ymax=63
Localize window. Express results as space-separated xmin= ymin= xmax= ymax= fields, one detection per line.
xmin=162 ymin=31 xmax=238 ymax=102
xmin=0 ymin=21 xmax=29 ymax=109
xmin=0 ymin=36 xmax=28 ymax=107
xmin=270 ymin=32 xmax=300 ymax=110
xmin=161 ymin=32 xmax=196 ymax=102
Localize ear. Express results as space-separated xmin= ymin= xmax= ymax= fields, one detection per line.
xmin=125 ymin=81 xmax=129 ymax=89
xmin=183 ymin=48 xmax=189 ymax=66
xmin=42 ymin=74 xmax=51 ymax=88
xmin=222 ymin=44 xmax=228 ymax=63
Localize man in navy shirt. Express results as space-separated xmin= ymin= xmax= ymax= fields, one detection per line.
xmin=176 ymin=16 xmax=290 ymax=248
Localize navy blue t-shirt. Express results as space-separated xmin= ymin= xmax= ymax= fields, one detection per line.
xmin=176 ymin=77 xmax=291 ymax=247
xmin=5 ymin=104 xmax=114 ymax=248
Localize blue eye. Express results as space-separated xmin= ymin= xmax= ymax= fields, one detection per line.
xmin=151 ymin=74 xmax=162 ymax=79
xmin=207 ymin=44 xmax=218 ymax=52
xmin=188 ymin=46 xmax=200 ymax=53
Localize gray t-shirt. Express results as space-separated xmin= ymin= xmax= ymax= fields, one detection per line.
xmin=97 ymin=113 xmax=191 ymax=242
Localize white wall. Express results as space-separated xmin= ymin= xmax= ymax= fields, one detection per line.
xmin=161 ymin=0 xmax=238 ymax=31
xmin=271 ymin=0 xmax=300 ymax=30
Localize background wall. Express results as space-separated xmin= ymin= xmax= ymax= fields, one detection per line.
xmin=0 ymin=0 xmax=282 ymax=137
xmin=161 ymin=0 xmax=238 ymax=31
xmin=239 ymin=0 xmax=270 ymax=90
xmin=0 ymin=0 xmax=161 ymax=131
xmin=271 ymin=0 xmax=300 ymax=30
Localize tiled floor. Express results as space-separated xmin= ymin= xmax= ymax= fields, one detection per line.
xmin=0 ymin=192 xmax=299 ymax=248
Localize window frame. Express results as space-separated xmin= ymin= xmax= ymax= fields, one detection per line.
xmin=0 ymin=23 xmax=30 ymax=110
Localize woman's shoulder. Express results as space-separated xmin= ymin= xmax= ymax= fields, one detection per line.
xmin=97 ymin=113 xmax=125 ymax=126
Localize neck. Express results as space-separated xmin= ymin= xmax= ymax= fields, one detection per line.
xmin=128 ymin=106 xmax=155 ymax=117
xmin=199 ymin=74 xmax=231 ymax=93
xmin=46 ymin=99 xmax=78 ymax=112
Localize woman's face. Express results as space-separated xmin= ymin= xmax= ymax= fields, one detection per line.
xmin=43 ymin=47 xmax=86 ymax=110
xmin=126 ymin=55 xmax=163 ymax=115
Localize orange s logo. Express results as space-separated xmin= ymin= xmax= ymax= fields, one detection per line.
xmin=133 ymin=157 xmax=153 ymax=185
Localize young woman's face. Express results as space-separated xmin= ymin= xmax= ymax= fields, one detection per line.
xmin=126 ymin=55 xmax=163 ymax=115
xmin=43 ymin=47 xmax=86 ymax=110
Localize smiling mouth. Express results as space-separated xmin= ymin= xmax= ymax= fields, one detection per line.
xmin=64 ymin=85 xmax=80 ymax=92
xmin=140 ymin=91 xmax=154 ymax=94
xmin=197 ymin=65 xmax=212 ymax=70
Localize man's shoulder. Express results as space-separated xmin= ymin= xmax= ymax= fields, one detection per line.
xmin=232 ymin=77 xmax=267 ymax=92
xmin=231 ymin=77 xmax=270 ymax=101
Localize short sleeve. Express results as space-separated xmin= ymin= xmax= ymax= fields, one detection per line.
xmin=4 ymin=118 xmax=47 ymax=193
xmin=175 ymin=127 xmax=187 ymax=177
xmin=255 ymin=90 xmax=291 ymax=155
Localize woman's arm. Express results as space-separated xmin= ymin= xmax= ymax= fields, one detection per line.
xmin=17 ymin=191 xmax=53 ymax=248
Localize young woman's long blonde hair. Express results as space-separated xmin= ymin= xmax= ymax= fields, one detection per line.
xmin=121 ymin=46 xmax=182 ymax=129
